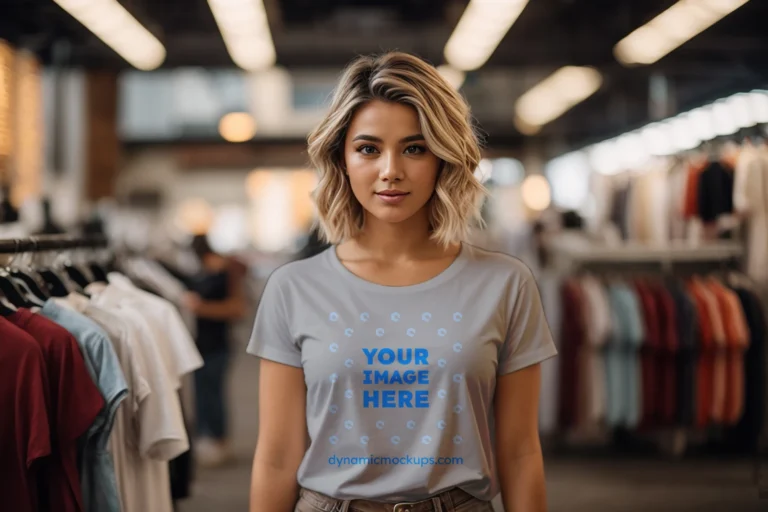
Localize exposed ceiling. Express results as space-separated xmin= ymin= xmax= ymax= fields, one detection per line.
xmin=2 ymin=0 xmax=768 ymax=153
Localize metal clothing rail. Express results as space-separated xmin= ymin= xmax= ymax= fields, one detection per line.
xmin=0 ymin=234 xmax=109 ymax=254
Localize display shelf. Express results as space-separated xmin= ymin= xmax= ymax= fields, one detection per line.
xmin=544 ymin=231 xmax=743 ymax=269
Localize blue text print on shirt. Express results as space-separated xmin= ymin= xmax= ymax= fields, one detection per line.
xmin=361 ymin=347 xmax=430 ymax=409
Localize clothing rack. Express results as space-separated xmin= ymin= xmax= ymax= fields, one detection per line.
xmin=0 ymin=234 xmax=109 ymax=254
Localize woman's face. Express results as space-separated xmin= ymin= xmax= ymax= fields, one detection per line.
xmin=343 ymin=100 xmax=441 ymax=227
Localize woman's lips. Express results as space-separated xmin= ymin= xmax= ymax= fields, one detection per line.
xmin=376 ymin=192 xmax=409 ymax=204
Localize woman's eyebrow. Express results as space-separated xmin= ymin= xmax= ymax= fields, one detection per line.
xmin=350 ymin=134 xmax=424 ymax=143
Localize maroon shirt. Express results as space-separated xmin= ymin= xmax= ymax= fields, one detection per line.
xmin=0 ymin=317 xmax=51 ymax=512
xmin=7 ymin=309 xmax=104 ymax=512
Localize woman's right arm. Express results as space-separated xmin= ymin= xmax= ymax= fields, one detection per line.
xmin=250 ymin=359 xmax=308 ymax=512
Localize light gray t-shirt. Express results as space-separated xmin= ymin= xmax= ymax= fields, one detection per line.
xmin=247 ymin=243 xmax=557 ymax=502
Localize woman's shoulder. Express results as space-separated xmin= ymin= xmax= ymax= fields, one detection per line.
xmin=462 ymin=243 xmax=536 ymax=282
xmin=264 ymin=247 xmax=334 ymax=286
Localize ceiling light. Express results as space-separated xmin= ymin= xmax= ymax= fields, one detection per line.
xmin=444 ymin=0 xmax=530 ymax=71
xmin=641 ymin=122 xmax=675 ymax=156
xmin=219 ymin=112 xmax=257 ymax=142
xmin=207 ymin=0 xmax=276 ymax=71
xmin=520 ymin=174 xmax=551 ymax=211
xmin=614 ymin=0 xmax=751 ymax=66
xmin=749 ymin=91 xmax=768 ymax=123
xmin=587 ymin=141 xmax=622 ymax=175
xmin=53 ymin=0 xmax=166 ymax=70
xmin=437 ymin=64 xmax=466 ymax=90
xmin=514 ymin=66 xmax=602 ymax=134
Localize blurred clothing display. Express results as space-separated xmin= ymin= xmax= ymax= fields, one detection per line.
xmin=595 ymin=152 xmax=747 ymax=244
xmin=733 ymin=143 xmax=768 ymax=285
xmin=0 ymin=238 xmax=202 ymax=512
xmin=556 ymin=273 xmax=763 ymax=443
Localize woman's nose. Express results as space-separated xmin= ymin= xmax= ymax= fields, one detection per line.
xmin=379 ymin=152 xmax=404 ymax=181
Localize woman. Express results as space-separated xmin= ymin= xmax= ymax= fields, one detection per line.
xmin=184 ymin=234 xmax=247 ymax=467
xmin=247 ymin=52 xmax=557 ymax=511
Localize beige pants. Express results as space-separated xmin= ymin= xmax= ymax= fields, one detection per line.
xmin=294 ymin=487 xmax=495 ymax=512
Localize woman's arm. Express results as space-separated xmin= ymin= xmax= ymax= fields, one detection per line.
xmin=495 ymin=363 xmax=547 ymax=512
xmin=250 ymin=359 xmax=308 ymax=512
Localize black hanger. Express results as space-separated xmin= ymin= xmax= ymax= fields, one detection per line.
xmin=38 ymin=268 xmax=72 ymax=298
xmin=10 ymin=269 xmax=49 ymax=302
xmin=0 ymin=241 xmax=38 ymax=308
xmin=0 ymin=295 xmax=16 ymax=316
xmin=65 ymin=263 xmax=91 ymax=289
xmin=89 ymin=262 xmax=109 ymax=284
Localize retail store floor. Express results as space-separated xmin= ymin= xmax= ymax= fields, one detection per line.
xmin=177 ymin=340 xmax=767 ymax=512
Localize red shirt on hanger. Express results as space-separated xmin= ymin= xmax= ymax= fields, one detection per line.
xmin=7 ymin=309 xmax=104 ymax=512
xmin=0 ymin=317 xmax=51 ymax=512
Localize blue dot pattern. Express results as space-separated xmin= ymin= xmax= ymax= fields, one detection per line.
xmin=322 ymin=309 xmax=471 ymax=472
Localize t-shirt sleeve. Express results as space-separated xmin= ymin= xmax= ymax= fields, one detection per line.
xmin=497 ymin=272 xmax=558 ymax=376
xmin=246 ymin=271 xmax=302 ymax=368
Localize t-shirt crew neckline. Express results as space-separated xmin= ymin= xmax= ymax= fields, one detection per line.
xmin=327 ymin=242 xmax=470 ymax=294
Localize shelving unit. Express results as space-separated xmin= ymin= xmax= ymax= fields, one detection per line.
xmin=544 ymin=231 xmax=744 ymax=273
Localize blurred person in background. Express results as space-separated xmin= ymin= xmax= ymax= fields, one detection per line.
xmin=247 ymin=52 xmax=556 ymax=512
xmin=184 ymin=234 xmax=247 ymax=467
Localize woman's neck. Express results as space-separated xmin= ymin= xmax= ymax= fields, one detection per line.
xmin=343 ymin=213 xmax=452 ymax=262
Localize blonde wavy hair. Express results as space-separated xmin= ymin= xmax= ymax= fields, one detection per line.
xmin=307 ymin=52 xmax=487 ymax=248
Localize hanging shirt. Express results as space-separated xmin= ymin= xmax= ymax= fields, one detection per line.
xmin=578 ymin=276 xmax=611 ymax=427
xmin=666 ymin=281 xmax=698 ymax=427
xmin=40 ymin=300 xmax=128 ymax=512
xmin=733 ymin=146 xmax=768 ymax=285
xmin=247 ymin=244 xmax=557 ymax=502
xmin=697 ymin=161 xmax=735 ymax=224
xmin=86 ymin=290 xmax=190 ymax=512
xmin=96 ymin=273 xmax=203 ymax=382
xmin=0 ymin=318 xmax=51 ymax=512
xmin=7 ymin=309 xmax=104 ymax=512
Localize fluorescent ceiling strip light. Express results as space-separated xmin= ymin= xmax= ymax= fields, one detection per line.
xmin=614 ymin=0 xmax=751 ymax=66
xmin=555 ymin=89 xmax=768 ymax=176
xmin=207 ymin=0 xmax=276 ymax=71
xmin=514 ymin=66 xmax=603 ymax=134
xmin=444 ymin=0 xmax=529 ymax=71
xmin=437 ymin=64 xmax=465 ymax=90
xmin=53 ymin=0 xmax=165 ymax=70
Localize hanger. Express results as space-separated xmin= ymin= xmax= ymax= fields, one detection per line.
xmin=0 ymin=240 xmax=40 ymax=308
xmin=9 ymin=239 xmax=49 ymax=303
xmin=36 ymin=241 xmax=73 ymax=298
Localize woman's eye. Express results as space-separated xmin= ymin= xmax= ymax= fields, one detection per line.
xmin=404 ymin=145 xmax=426 ymax=155
xmin=357 ymin=145 xmax=378 ymax=155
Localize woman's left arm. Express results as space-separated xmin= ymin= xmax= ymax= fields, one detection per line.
xmin=495 ymin=363 xmax=547 ymax=512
